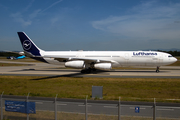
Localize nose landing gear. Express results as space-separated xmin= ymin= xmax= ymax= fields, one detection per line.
xmin=156 ymin=66 xmax=160 ymax=73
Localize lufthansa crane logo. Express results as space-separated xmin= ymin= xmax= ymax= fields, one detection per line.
xmin=23 ymin=40 xmax=31 ymax=50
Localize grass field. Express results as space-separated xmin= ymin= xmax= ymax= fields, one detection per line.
xmin=0 ymin=63 xmax=28 ymax=66
xmin=0 ymin=57 xmax=42 ymax=62
xmin=0 ymin=76 xmax=180 ymax=103
xmin=0 ymin=57 xmax=41 ymax=66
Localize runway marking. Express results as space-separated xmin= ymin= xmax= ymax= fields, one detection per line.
xmin=36 ymin=102 xmax=43 ymax=104
xmin=157 ymin=106 xmax=180 ymax=109
xmin=59 ymin=102 xmax=84 ymax=104
xmin=36 ymin=101 xmax=55 ymax=104
xmin=57 ymin=104 xmax=67 ymax=106
xmin=157 ymin=109 xmax=174 ymax=111
xmin=78 ymin=105 xmax=92 ymax=107
xmin=104 ymin=106 xmax=117 ymax=108
xmin=89 ymin=103 xmax=116 ymax=106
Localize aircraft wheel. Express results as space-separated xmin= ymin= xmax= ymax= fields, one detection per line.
xmin=156 ymin=70 xmax=159 ymax=73
xmin=81 ymin=69 xmax=92 ymax=74
xmin=81 ymin=69 xmax=86 ymax=73
xmin=156 ymin=66 xmax=160 ymax=73
xmin=86 ymin=69 xmax=92 ymax=73
xmin=92 ymin=68 xmax=96 ymax=71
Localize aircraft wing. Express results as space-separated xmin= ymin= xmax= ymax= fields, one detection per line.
xmin=3 ymin=50 xmax=24 ymax=55
xmin=54 ymin=57 xmax=117 ymax=64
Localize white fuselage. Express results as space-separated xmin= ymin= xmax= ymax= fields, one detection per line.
xmin=41 ymin=51 xmax=177 ymax=68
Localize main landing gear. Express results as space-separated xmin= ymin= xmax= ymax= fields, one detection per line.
xmin=156 ymin=66 xmax=160 ymax=73
xmin=81 ymin=68 xmax=96 ymax=74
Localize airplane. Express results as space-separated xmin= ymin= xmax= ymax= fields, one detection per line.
xmin=7 ymin=55 xmax=26 ymax=60
xmin=5 ymin=51 xmax=25 ymax=60
xmin=15 ymin=55 xmax=26 ymax=59
xmin=17 ymin=32 xmax=177 ymax=73
xmin=4 ymin=51 xmax=25 ymax=56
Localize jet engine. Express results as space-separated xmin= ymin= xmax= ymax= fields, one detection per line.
xmin=94 ymin=63 xmax=112 ymax=70
xmin=65 ymin=61 xmax=85 ymax=69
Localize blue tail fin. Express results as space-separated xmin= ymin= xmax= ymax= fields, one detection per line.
xmin=17 ymin=32 xmax=43 ymax=57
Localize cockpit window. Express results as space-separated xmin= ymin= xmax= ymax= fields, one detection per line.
xmin=168 ymin=55 xmax=173 ymax=57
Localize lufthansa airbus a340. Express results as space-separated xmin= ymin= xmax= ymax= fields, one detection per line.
xmin=17 ymin=32 xmax=177 ymax=73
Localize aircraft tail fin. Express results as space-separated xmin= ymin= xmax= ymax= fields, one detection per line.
xmin=17 ymin=32 xmax=44 ymax=57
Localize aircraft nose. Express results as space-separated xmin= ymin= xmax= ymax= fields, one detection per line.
xmin=174 ymin=57 xmax=177 ymax=62
xmin=172 ymin=57 xmax=177 ymax=63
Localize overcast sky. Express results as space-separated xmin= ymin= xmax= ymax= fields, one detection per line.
xmin=0 ymin=0 xmax=180 ymax=51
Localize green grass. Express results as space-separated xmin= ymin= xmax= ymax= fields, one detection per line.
xmin=0 ymin=57 xmax=43 ymax=62
xmin=0 ymin=63 xmax=28 ymax=66
xmin=0 ymin=76 xmax=180 ymax=102
xmin=0 ymin=57 xmax=43 ymax=66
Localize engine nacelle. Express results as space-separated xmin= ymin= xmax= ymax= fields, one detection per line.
xmin=65 ymin=61 xmax=85 ymax=69
xmin=94 ymin=63 xmax=112 ymax=70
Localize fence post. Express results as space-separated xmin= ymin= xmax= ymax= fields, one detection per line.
xmin=85 ymin=95 xmax=88 ymax=120
xmin=153 ymin=98 xmax=156 ymax=120
xmin=1 ymin=91 xmax=4 ymax=120
xmin=55 ymin=94 xmax=58 ymax=120
xmin=26 ymin=92 xmax=30 ymax=120
xmin=118 ymin=97 xmax=121 ymax=120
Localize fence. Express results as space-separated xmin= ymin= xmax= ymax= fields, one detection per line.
xmin=1 ymin=94 xmax=180 ymax=120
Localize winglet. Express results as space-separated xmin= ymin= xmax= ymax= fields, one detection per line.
xmin=17 ymin=32 xmax=43 ymax=57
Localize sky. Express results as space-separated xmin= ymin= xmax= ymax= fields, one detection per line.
xmin=0 ymin=0 xmax=180 ymax=51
